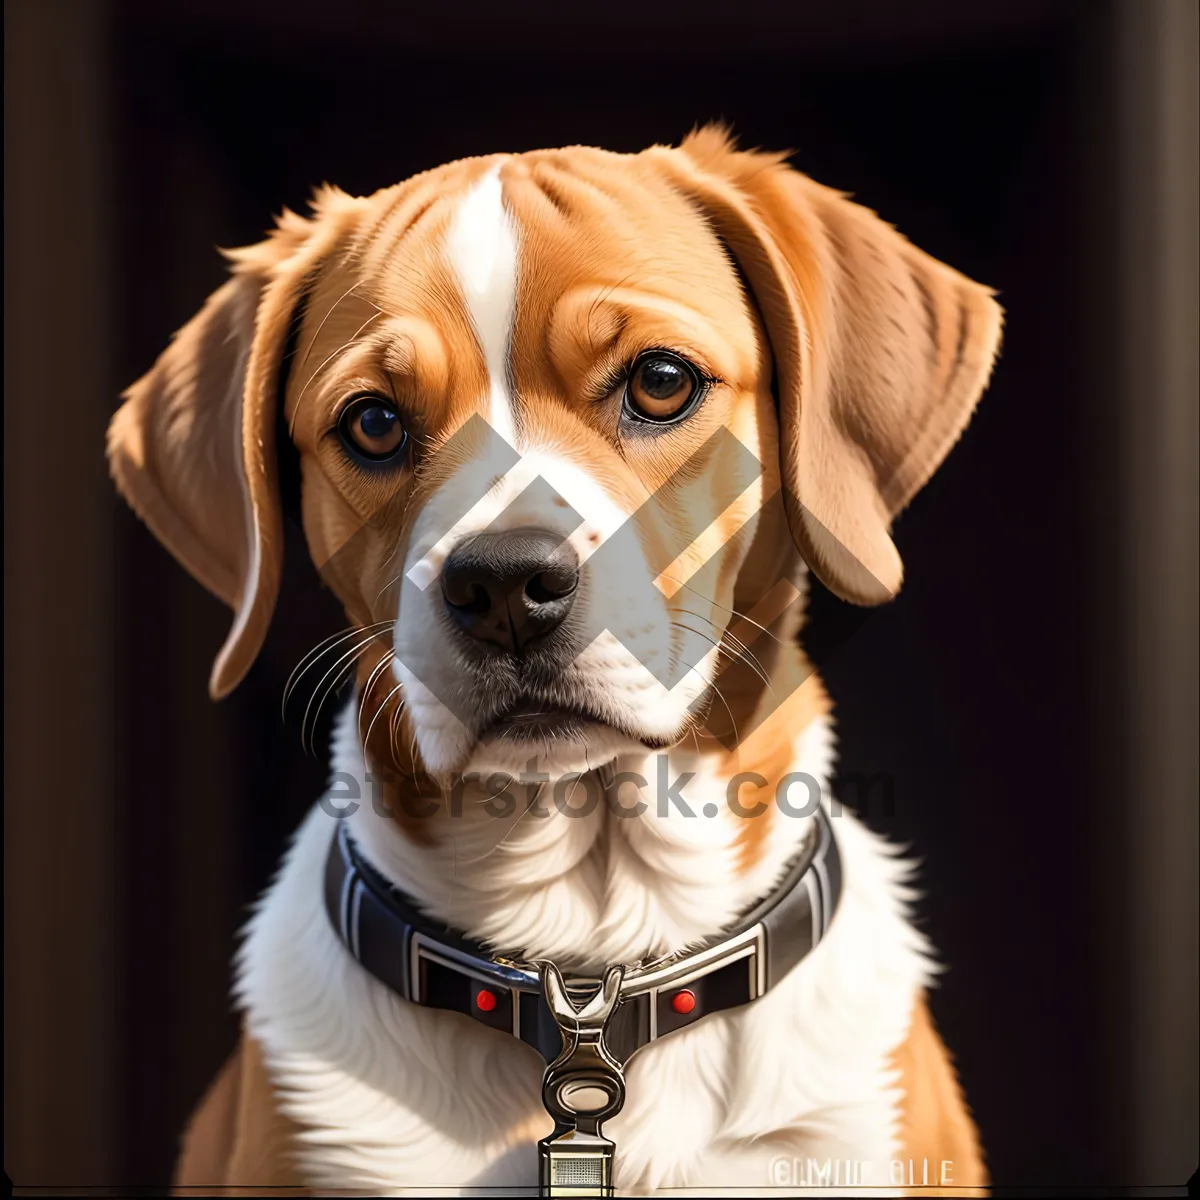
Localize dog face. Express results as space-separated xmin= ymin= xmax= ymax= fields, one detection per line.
xmin=109 ymin=128 xmax=1002 ymax=784
xmin=289 ymin=148 xmax=785 ymax=778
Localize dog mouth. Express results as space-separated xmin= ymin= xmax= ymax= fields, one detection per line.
xmin=476 ymin=696 xmax=677 ymax=755
xmin=479 ymin=696 xmax=607 ymax=743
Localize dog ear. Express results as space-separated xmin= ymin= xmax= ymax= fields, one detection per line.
xmin=653 ymin=127 xmax=1004 ymax=604
xmin=108 ymin=188 xmax=360 ymax=698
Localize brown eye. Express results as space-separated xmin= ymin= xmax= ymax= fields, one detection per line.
xmin=624 ymin=352 xmax=701 ymax=423
xmin=339 ymin=396 xmax=408 ymax=462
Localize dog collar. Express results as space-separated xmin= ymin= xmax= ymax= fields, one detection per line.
xmin=324 ymin=805 xmax=841 ymax=1196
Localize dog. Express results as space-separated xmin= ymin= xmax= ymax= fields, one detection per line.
xmin=108 ymin=126 xmax=1001 ymax=1196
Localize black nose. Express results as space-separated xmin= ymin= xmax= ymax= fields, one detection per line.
xmin=441 ymin=528 xmax=579 ymax=652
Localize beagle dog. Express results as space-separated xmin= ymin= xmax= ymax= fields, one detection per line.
xmin=109 ymin=127 xmax=1001 ymax=1196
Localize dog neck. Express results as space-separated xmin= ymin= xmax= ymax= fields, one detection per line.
xmin=336 ymin=621 xmax=833 ymax=973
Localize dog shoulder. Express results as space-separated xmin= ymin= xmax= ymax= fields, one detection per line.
xmin=891 ymin=992 xmax=988 ymax=1193
xmin=174 ymin=1029 xmax=308 ymax=1196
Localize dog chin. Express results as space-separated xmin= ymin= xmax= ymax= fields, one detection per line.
xmin=460 ymin=720 xmax=650 ymax=778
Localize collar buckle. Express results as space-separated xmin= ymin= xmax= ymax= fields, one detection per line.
xmin=538 ymin=962 xmax=626 ymax=1198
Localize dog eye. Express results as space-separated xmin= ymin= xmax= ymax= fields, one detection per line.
xmin=339 ymin=396 xmax=408 ymax=462
xmin=624 ymin=352 xmax=701 ymax=423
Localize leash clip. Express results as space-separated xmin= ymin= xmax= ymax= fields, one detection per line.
xmin=537 ymin=962 xmax=626 ymax=1198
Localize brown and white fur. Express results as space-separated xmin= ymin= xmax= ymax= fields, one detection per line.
xmin=109 ymin=128 xmax=1002 ymax=1195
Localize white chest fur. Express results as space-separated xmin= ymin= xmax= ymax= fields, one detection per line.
xmin=235 ymin=705 xmax=933 ymax=1195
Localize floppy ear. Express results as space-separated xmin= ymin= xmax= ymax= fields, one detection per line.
xmin=108 ymin=190 xmax=358 ymax=698
xmin=652 ymin=127 xmax=1004 ymax=605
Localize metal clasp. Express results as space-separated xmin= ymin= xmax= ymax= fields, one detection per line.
xmin=537 ymin=962 xmax=626 ymax=1198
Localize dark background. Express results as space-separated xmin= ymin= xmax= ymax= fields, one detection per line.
xmin=5 ymin=0 xmax=1197 ymax=1192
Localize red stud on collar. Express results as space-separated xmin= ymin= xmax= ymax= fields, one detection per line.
xmin=475 ymin=988 xmax=497 ymax=1013
xmin=671 ymin=989 xmax=697 ymax=1015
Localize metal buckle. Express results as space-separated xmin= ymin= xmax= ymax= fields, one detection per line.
xmin=537 ymin=962 xmax=626 ymax=1198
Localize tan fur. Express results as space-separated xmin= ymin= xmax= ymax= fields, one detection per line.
xmin=173 ymin=1030 xmax=307 ymax=1196
xmin=730 ymin=663 xmax=832 ymax=874
xmin=109 ymin=189 xmax=370 ymax=698
xmin=653 ymin=127 xmax=1004 ymax=604
xmin=354 ymin=642 xmax=438 ymax=847
xmin=893 ymin=992 xmax=989 ymax=1196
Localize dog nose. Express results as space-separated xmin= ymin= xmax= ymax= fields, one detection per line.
xmin=441 ymin=528 xmax=579 ymax=651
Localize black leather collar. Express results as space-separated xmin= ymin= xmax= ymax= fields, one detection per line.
xmin=324 ymin=805 xmax=842 ymax=1065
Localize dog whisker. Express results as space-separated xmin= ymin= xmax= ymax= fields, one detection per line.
xmin=375 ymin=565 xmax=409 ymax=604
xmin=659 ymin=574 xmax=792 ymax=648
xmin=357 ymin=649 xmax=398 ymax=736
xmin=471 ymin=774 xmax=520 ymax=808
xmin=283 ymin=621 xmax=392 ymax=719
xmin=289 ymin=311 xmax=384 ymax=434
xmin=585 ymin=269 xmax=640 ymax=355
xmin=291 ymin=281 xmax=368 ymax=389
xmin=704 ymin=679 xmax=741 ymax=751
xmin=671 ymin=619 xmax=771 ymax=694
xmin=673 ymin=609 xmax=774 ymax=691
xmin=306 ymin=650 xmax=367 ymax=756
xmin=363 ymin=681 xmax=405 ymax=754
xmin=670 ymin=636 xmax=743 ymax=750
xmin=388 ymin=697 xmax=406 ymax=766
xmin=376 ymin=483 xmax=426 ymax=579
xmin=467 ymin=779 xmax=550 ymax=866
xmin=301 ymin=631 xmax=388 ymax=755
xmin=310 ymin=654 xmax=373 ymax=756
xmin=711 ymin=623 xmax=773 ymax=691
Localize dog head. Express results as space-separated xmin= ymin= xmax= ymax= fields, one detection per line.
xmin=109 ymin=127 xmax=1002 ymax=784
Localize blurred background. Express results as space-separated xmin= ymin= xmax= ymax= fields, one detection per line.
xmin=5 ymin=0 xmax=1197 ymax=1192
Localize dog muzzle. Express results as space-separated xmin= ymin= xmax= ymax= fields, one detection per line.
xmin=324 ymin=807 xmax=842 ymax=1197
